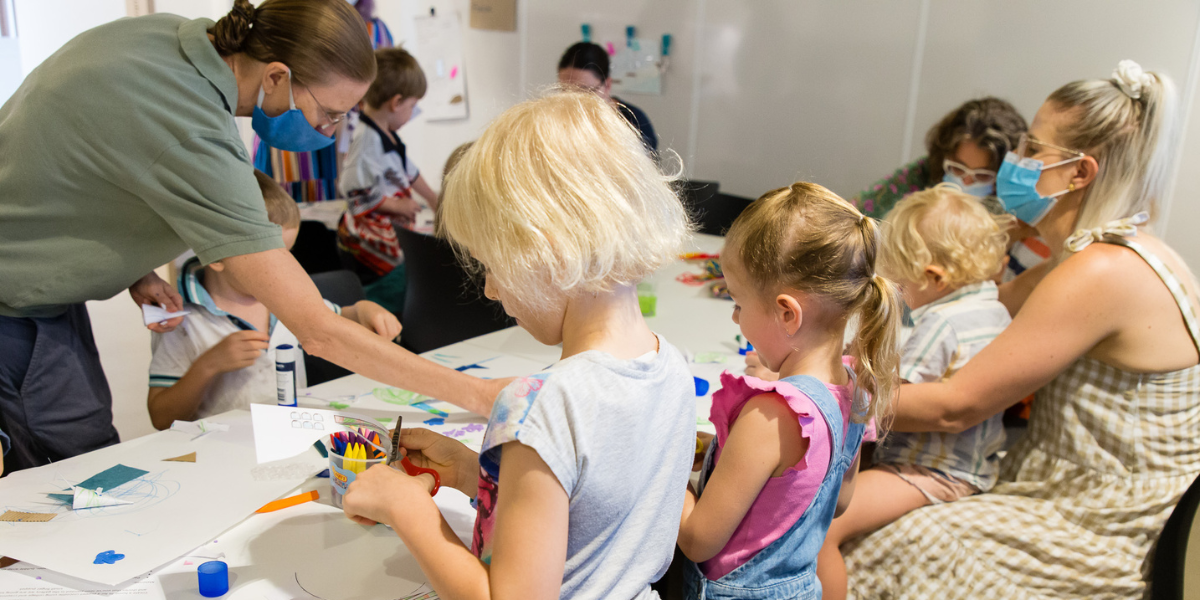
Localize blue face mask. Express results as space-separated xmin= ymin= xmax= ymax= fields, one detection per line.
xmin=995 ymin=151 xmax=1081 ymax=226
xmin=251 ymin=72 xmax=336 ymax=153
xmin=942 ymin=172 xmax=994 ymax=198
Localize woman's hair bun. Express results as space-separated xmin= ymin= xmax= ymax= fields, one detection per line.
xmin=210 ymin=0 xmax=256 ymax=56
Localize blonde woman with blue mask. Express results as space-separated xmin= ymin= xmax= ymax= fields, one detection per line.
xmin=843 ymin=60 xmax=1199 ymax=599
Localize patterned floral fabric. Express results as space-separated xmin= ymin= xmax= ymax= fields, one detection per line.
xmin=843 ymin=236 xmax=1200 ymax=599
xmin=851 ymin=157 xmax=934 ymax=220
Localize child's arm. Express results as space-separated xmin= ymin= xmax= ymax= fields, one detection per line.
xmin=410 ymin=174 xmax=438 ymax=211
xmin=147 ymin=330 xmax=269 ymax=430
xmin=342 ymin=441 xmax=569 ymax=600
xmin=834 ymin=451 xmax=861 ymax=518
xmin=376 ymin=195 xmax=422 ymax=224
xmin=678 ymin=393 xmax=807 ymax=563
xmin=338 ymin=300 xmax=402 ymax=340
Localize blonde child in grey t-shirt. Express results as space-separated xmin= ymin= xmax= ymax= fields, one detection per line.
xmin=339 ymin=90 xmax=696 ymax=600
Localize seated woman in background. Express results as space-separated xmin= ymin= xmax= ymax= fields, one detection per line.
xmin=854 ymin=98 xmax=1043 ymax=279
xmin=844 ymin=60 xmax=1199 ymax=599
xmin=557 ymin=42 xmax=658 ymax=152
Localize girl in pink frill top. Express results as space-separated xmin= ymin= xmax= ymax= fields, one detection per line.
xmin=677 ymin=182 xmax=901 ymax=600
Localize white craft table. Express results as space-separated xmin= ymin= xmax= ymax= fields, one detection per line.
xmin=0 ymin=234 xmax=741 ymax=599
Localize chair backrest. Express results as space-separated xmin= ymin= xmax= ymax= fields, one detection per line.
xmin=1152 ymin=471 xmax=1200 ymax=599
xmin=303 ymin=270 xmax=367 ymax=386
xmin=291 ymin=220 xmax=342 ymax=275
xmin=678 ymin=181 xmax=754 ymax=236
xmin=395 ymin=227 xmax=515 ymax=354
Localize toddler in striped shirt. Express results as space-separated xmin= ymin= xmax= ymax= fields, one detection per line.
xmin=815 ymin=183 xmax=1015 ymax=600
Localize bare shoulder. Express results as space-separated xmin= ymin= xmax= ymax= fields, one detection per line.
xmin=737 ymin=392 xmax=794 ymax=423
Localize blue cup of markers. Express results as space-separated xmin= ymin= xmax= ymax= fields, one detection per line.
xmin=329 ymin=439 xmax=385 ymax=509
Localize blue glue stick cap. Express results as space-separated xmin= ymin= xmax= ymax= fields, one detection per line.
xmin=694 ymin=376 xmax=709 ymax=397
xmin=198 ymin=560 xmax=229 ymax=597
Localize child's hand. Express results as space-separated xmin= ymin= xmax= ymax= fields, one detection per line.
xmin=354 ymin=301 xmax=402 ymax=340
xmin=398 ymin=427 xmax=480 ymax=496
xmin=379 ymin=195 xmax=422 ymax=225
xmin=197 ymin=330 xmax=270 ymax=374
xmin=342 ymin=463 xmax=436 ymax=526
xmin=743 ymin=351 xmax=779 ymax=381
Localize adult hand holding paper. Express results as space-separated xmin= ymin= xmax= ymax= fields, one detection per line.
xmin=141 ymin=303 xmax=190 ymax=327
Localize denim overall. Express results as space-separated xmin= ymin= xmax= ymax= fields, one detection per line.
xmin=686 ymin=373 xmax=865 ymax=600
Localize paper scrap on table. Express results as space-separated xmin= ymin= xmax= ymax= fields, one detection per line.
xmin=251 ymin=404 xmax=391 ymax=464
xmin=73 ymin=464 xmax=148 ymax=493
xmin=163 ymin=452 xmax=196 ymax=463
xmin=170 ymin=419 xmax=230 ymax=437
xmin=0 ymin=510 xmax=56 ymax=522
xmin=141 ymin=304 xmax=189 ymax=326
xmin=71 ymin=487 xmax=133 ymax=510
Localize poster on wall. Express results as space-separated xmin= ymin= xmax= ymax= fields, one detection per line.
xmin=610 ymin=37 xmax=663 ymax=96
xmin=414 ymin=12 xmax=469 ymax=121
xmin=469 ymin=0 xmax=516 ymax=32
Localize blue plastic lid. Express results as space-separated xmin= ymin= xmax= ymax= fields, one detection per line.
xmin=198 ymin=560 xmax=229 ymax=597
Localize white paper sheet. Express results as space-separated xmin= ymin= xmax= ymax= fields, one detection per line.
xmin=140 ymin=304 xmax=189 ymax=326
xmin=0 ymin=411 xmax=323 ymax=586
xmin=0 ymin=485 xmax=477 ymax=599
xmin=413 ymin=13 xmax=468 ymax=121
xmin=250 ymin=404 xmax=393 ymax=464
xmin=72 ymin=487 xmax=133 ymax=510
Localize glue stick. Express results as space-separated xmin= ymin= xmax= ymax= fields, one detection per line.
xmin=275 ymin=344 xmax=297 ymax=407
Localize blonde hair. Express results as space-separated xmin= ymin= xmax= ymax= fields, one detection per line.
xmin=363 ymin=47 xmax=427 ymax=108
xmin=439 ymin=89 xmax=690 ymax=308
xmin=254 ymin=170 xmax=300 ymax=229
xmin=1047 ymin=61 xmax=1178 ymax=238
xmin=725 ymin=182 xmax=902 ymax=428
xmin=879 ymin=183 xmax=1013 ymax=288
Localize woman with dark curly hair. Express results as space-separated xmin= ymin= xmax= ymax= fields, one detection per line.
xmin=854 ymin=97 xmax=1027 ymax=220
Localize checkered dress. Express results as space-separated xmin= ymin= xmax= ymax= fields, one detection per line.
xmin=843 ymin=237 xmax=1200 ymax=599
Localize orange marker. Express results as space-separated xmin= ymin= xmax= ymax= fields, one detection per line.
xmin=255 ymin=490 xmax=319 ymax=513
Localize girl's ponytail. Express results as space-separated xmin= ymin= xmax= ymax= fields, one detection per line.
xmin=725 ymin=183 xmax=902 ymax=433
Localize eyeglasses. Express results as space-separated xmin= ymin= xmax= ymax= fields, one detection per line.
xmin=1016 ymin=133 xmax=1086 ymax=169
xmin=942 ymin=159 xmax=997 ymax=184
xmin=303 ymin=86 xmax=347 ymax=130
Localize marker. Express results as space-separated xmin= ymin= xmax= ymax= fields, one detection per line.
xmin=275 ymin=345 xmax=297 ymax=407
xmin=256 ymin=490 xmax=319 ymax=513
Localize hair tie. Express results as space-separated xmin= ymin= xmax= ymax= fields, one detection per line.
xmin=1064 ymin=212 xmax=1149 ymax=252
xmin=1112 ymin=60 xmax=1153 ymax=100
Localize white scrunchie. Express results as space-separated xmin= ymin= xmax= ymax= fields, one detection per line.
xmin=1064 ymin=212 xmax=1149 ymax=252
xmin=1112 ymin=60 xmax=1154 ymax=100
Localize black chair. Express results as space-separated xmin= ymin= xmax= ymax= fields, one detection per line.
xmin=303 ymin=270 xmax=366 ymax=386
xmin=1151 ymin=472 xmax=1200 ymax=599
xmin=291 ymin=220 xmax=342 ymax=275
xmin=395 ymin=227 xmax=515 ymax=354
xmin=678 ymin=180 xmax=754 ymax=236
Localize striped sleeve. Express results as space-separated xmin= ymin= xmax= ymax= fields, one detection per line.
xmin=148 ymin=326 xmax=196 ymax=388
xmin=899 ymin=311 xmax=957 ymax=384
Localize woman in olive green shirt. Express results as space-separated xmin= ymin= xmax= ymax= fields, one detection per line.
xmin=0 ymin=0 xmax=500 ymax=473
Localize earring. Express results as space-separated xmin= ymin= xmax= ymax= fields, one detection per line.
xmin=1068 ymin=183 xmax=1076 ymax=192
